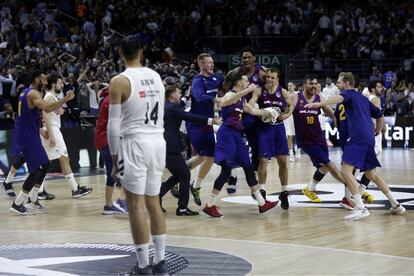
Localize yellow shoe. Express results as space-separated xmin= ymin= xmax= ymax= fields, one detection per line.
xmin=361 ymin=191 xmax=374 ymax=204
xmin=302 ymin=186 xmax=321 ymax=203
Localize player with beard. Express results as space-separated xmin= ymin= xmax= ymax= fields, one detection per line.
xmin=292 ymin=76 xmax=346 ymax=203
xmin=9 ymin=70 xmax=75 ymax=214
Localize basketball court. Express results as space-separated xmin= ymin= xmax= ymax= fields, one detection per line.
xmin=1 ymin=148 xmax=413 ymax=275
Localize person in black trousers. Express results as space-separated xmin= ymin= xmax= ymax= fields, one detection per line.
xmin=160 ymin=85 xmax=222 ymax=216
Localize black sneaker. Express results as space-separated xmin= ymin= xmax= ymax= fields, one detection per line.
xmin=278 ymin=191 xmax=290 ymax=210
xmin=128 ymin=263 xmax=153 ymax=275
xmin=1 ymin=181 xmax=16 ymax=198
xmin=226 ymin=176 xmax=237 ymax=194
xmin=72 ymin=185 xmax=93 ymax=198
xmin=251 ymin=189 xmax=266 ymax=201
xmin=9 ymin=202 xmax=32 ymax=215
xmin=170 ymin=183 xmax=180 ymax=198
xmin=189 ymin=183 xmax=201 ymax=206
xmin=152 ymin=260 xmax=168 ymax=275
xmin=38 ymin=190 xmax=56 ymax=200
xmin=176 ymin=207 xmax=199 ymax=216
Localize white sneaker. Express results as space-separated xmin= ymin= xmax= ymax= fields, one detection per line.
xmin=25 ymin=200 xmax=46 ymax=212
xmin=344 ymin=207 xmax=370 ymax=221
xmin=390 ymin=204 xmax=406 ymax=215
xmin=289 ymin=155 xmax=295 ymax=162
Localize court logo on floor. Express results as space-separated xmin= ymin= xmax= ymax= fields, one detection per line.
xmin=0 ymin=243 xmax=252 ymax=275
xmin=222 ymin=184 xmax=414 ymax=210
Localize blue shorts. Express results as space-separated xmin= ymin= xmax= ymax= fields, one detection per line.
xmin=243 ymin=117 xmax=258 ymax=152
xmin=302 ymin=144 xmax=330 ymax=167
xmin=258 ymin=123 xmax=289 ymax=158
xmin=23 ymin=148 xmax=49 ymax=173
xmin=186 ymin=124 xmax=215 ymax=157
xmin=342 ymin=143 xmax=381 ymax=172
xmin=215 ymin=126 xmax=251 ymax=168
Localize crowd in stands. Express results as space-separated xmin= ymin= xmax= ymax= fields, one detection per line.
xmin=1 ymin=0 xmax=414 ymax=124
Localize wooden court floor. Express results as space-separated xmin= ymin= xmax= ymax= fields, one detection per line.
xmin=1 ymin=148 xmax=414 ymax=275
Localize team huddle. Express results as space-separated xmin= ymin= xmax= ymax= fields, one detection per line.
xmin=171 ymin=48 xmax=406 ymax=221
xmin=0 ymin=35 xmax=407 ymax=274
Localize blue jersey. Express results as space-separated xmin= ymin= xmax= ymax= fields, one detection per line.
xmin=222 ymin=97 xmax=244 ymax=130
xmin=240 ymin=64 xmax=264 ymax=101
xmin=383 ymin=71 xmax=395 ymax=89
xmin=334 ymin=103 xmax=348 ymax=148
xmin=293 ymin=92 xmax=325 ymax=146
xmin=258 ymin=85 xmax=287 ymax=112
xmin=340 ymin=89 xmax=382 ymax=146
xmin=189 ymin=73 xmax=223 ymax=120
xmin=14 ymin=87 xmax=43 ymax=151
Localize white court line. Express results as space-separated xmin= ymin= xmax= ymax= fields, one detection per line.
xmin=1 ymin=229 xmax=413 ymax=262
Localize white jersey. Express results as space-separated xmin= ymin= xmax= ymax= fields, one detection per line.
xmin=43 ymin=92 xmax=61 ymax=128
xmin=119 ymin=67 xmax=165 ymax=136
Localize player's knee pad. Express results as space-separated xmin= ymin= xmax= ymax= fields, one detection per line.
xmin=213 ymin=163 xmax=232 ymax=191
xmin=35 ymin=162 xmax=50 ymax=184
xmin=22 ymin=173 xmax=38 ymax=192
xmin=313 ymin=169 xmax=326 ymax=182
xmin=12 ymin=154 xmax=25 ymax=169
xmin=360 ymin=173 xmax=371 ymax=186
xmin=242 ymin=165 xmax=257 ymax=187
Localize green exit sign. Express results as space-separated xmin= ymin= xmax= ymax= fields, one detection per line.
xmin=228 ymin=54 xmax=285 ymax=73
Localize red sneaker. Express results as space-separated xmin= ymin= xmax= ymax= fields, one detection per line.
xmin=339 ymin=197 xmax=355 ymax=210
xmin=259 ymin=200 xmax=278 ymax=213
xmin=202 ymin=205 xmax=223 ymax=218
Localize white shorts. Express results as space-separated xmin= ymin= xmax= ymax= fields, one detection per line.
xmin=284 ymin=115 xmax=295 ymax=136
xmin=374 ymin=133 xmax=382 ymax=156
xmin=41 ymin=126 xmax=68 ymax=160
xmin=117 ymin=133 xmax=166 ymax=196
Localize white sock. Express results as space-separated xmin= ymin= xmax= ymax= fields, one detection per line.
xmin=253 ymin=190 xmax=266 ymax=206
xmin=30 ymin=187 xmax=39 ymax=202
xmin=386 ymin=192 xmax=399 ymax=208
xmin=152 ymin=234 xmax=166 ymax=265
xmin=289 ymin=149 xmax=293 ymax=156
xmin=259 ymin=184 xmax=265 ymax=190
xmin=344 ymin=186 xmax=352 ymax=199
xmin=193 ymin=177 xmax=203 ymax=189
xmin=207 ymin=193 xmax=217 ymax=207
xmin=5 ymin=171 xmax=15 ymax=184
xmin=38 ymin=181 xmax=45 ymax=193
xmin=281 ymin=185 xmax=288 ymax=192
xmin=134 ymin=243 xmax=149 ymax=269
xmin=356 ymin=172 xmax=363 ymax=182
xmin=353 ymin=194 xmax=365 ymax=209
xmin=230 ymin=170 xmax=237 ymax=178
xmin=65 ymin=173 xmax=78 ymax=191
xmin=359 ymin=184 xmax=367 ymax=194
xmin=15 ymin=191 xmax=29 ymax=205
xmin=308 ymin=180 xmax=318 ymax=191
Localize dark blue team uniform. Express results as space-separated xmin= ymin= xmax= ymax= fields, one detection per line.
xmin=186 ymin=74 xmax=223 ymax=157
xmin=334 ymin=103 xmax=349 ymax=150
xmin=215 ymin=98 xmax=251 ymax=168
xmin=14 ymin=88 xmax=48 ymax=173
xmin=293 ymin=92 xmax=330 ymax=167
xmin=340 ymin=89 xmax=383 ymax=171
xmin=241 ymin=64 xmax=264 ymax=169
xmin=257 ymin=85 xmax=289 ymax=158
